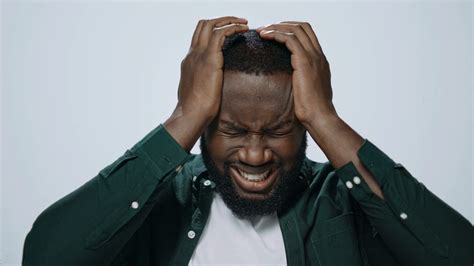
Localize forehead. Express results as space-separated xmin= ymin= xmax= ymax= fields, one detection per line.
xmin=220 ymin=71 xmax=293 ymax=127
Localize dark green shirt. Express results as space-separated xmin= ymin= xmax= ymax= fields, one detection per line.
xmin=23 ymin=125 xmax=472 ymax=265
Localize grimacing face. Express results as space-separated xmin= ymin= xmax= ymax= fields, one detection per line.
xmin=201 ymin=71 xmax=308 ymax=219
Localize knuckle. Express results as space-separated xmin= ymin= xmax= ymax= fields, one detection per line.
xmin=183 ymin=50 xmax=202 ymax=64
xmin=322 ymin=55 xmax=330 ymax=66
xmin=198 ymin=51 xmax=210 ymax=63
xmin=299 ymin=57 xmax=312 ymax=66
xmin=314 ymin=56 xmax=326 ymax=67
xmin=204 ymin=52 xmax=220 ymax=67
xmin=181 ymin=55 xmax=192 ymax=67
xmin=180 ymin=59 xmax=190 ymax=70
xmin=314 ymin=58 xmax=322 ymax=68
xmin=195 ymin=51 xmax=206 ymax=61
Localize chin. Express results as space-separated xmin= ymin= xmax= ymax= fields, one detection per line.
xmin=233 ymin=186 xmax=276 ymax=201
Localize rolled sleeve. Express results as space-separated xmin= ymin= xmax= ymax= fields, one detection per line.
xmin=335 ymin=140 xmax=472 ymax=266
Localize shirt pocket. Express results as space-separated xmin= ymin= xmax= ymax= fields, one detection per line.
xmin=99 ymin=149 xmax=138 ymax=178
xmin=310 ymin=212 xmax=363 ymax=266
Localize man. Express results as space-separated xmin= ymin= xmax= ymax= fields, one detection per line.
xmin=23 ymin=16 xmax=472 ymax=265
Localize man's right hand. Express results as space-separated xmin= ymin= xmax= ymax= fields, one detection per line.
xmin=164 ymin=16 xmax=248 ymax=152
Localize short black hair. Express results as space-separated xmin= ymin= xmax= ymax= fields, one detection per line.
xmin=223 ymin=29 xmax=292 ymax=75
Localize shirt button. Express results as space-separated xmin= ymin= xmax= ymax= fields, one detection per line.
xmin=345 ymin=181 xmax=354 ymax=189
xmin=400 ymin=212 xmax=408 ymax=220
xmin=130 ymin=201 xmax=139 ymax=209
xmin=192 ymin=176 xmax=197 ymax=182
xmin=187 ymin=230 xmax=196 ymax=239
xmin=203 ymin=180 xmax=212 ymax=186
xmin=353 ymin=176 xmax=361 ymax=185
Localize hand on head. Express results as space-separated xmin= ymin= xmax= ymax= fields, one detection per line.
xmin=165 ymin=17 xmax=334 ymax=152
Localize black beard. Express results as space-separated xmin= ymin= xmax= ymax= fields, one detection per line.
xmin=200 ymin=134 xmax=308 ymax=220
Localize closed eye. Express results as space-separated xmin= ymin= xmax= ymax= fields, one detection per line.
xmin=219 ymin=129 xmax=247 ymax=137
xmin=264 ymin=130 xmax=291 ymax=137
xmin=263 ymin=120 xmax=294 ymax=136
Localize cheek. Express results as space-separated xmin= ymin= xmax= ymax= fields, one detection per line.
xmin=267 ymin=134 xmax=305 ymax=164
xmin=206 ymin=134 xmax=240 ymax=163
xmin=267 ymin=139 xmax=299 ymax=158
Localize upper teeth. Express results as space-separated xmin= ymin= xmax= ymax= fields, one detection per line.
xmin=239 ymin=170 xmax=271 ymax=181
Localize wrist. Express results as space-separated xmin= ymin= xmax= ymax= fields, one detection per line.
xmin=300 ymin=108 xmax=344 ymax=146
xmin=164 ymin=106 xmax=214 ymax=152
xmin=299 ymin=104 xmax=339 ymax=130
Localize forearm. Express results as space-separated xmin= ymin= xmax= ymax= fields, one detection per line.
xmin=23 ymin=125 xmax=189 ymax=265
xmin=334 ymin=139 xmax=473 ymax=265
xmin=164 ymin=106 xmax=213 ymax=152
xmin=303 ymin=112 xmax=384 ymax=199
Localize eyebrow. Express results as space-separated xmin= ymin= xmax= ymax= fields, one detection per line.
xmin=219 ymin=120 xmax=247 ymax=130
xmin=266 ymin=119 xmax=293 ymax=130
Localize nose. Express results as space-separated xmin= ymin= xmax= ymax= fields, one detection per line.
xmin=237 ymin=135 xmax=272 ymax=166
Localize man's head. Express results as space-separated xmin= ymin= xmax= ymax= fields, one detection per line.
xmin=200 ymin=30 xmax=308 ymax=219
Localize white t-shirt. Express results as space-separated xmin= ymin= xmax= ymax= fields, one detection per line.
xmin=189 ymin=193 xmax=287 ymax=266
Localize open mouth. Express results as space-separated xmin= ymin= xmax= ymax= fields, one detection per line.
xmin=229 ymin=166 xmax=279 ymax=195
xmin=239 ymin=169 xmax=271 ymax=182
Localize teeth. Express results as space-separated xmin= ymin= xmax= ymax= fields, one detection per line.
xmin=239 ymin=169 xmax=271 ymax=182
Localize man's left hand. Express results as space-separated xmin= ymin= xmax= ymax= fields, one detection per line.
xmin=257 ymin=22 xmax=336 ymax=127
xmin=258 ymin=22 xmax=384 ymax=199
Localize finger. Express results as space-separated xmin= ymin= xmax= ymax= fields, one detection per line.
xmin=280 ymin=21 xmax=323 ymax=54
xmin=208 ymin=23 xmax=249 ymax=51
xmin=214 ymin=16 xmax=248 ymax=27
xmin=191 ymin=20 xmax=205 ymax=48
xmin=259 ymin=30 xmax=308 ymax=58
xmin=198 ymin=16 xmax=248 ymax=47
xmin=256 ymin=23 xmax=316 ymax=55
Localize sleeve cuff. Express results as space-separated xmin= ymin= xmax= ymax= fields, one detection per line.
xmin=356 ymin=139 xmax=396 ymax=187
xmin=130 ymin=124 xmax=189 ymax=178
xmin=335 ymin=139 xmax=449 ymax=259
xmin=335 ymin=159 xmax=375 ymax=202
xmin=335 ymin=139 xmax=394 ymax=201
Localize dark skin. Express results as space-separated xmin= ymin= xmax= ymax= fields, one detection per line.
xmin=203 ymin=71 xmax=305 ymax=200
xmin=165 ymin=16 xmax=384 ymax=200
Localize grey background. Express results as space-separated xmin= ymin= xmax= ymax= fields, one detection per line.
xmin=1 ymin=1 xmax=472 ymax=265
